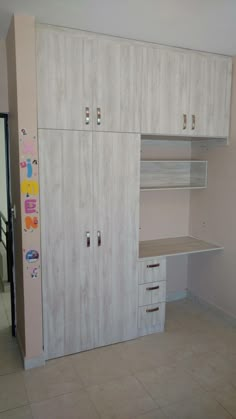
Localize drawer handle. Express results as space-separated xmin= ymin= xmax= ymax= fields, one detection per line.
xmin=183 ymin=114 xmax=187 ymax=130
xmin=146 ymin=307 xmax=160 ymax=313
xmin=192 ymin=114 xmax=196 ymax=130
xmin=147 ymin=263 xmax=160 ymax=268
xmin=146 ymin=285 xmax=160 ymax=291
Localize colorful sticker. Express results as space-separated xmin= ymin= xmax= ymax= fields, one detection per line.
xmin=25 ymin=199 xmax=37 ymax=214
xmin=21 ymin=180 xmax=39 ymax=196
xmin=25 ymin=250 xmax=39 ymax=263
xmin=25 ymin=216 xmax=38 ymax=230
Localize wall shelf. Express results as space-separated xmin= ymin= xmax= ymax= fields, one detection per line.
xmin=140 ymin=160 xmax=207 ymax=190
xmin=139 ymin=236 xmax=223 ymax=259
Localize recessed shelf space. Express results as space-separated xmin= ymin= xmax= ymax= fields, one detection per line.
xmin=140 ymin=160 xmax=207 ymax=190
xmin=139 ymin=236 xmax=223 ymax=259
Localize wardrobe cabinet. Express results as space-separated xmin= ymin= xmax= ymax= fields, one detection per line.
xmin=37 ymin=26 xmax=142 ymax=133
xmin=39 ymin=129 xmax=140 ymax=359
xmin=141 ymin=47 xmax=232 ymax=138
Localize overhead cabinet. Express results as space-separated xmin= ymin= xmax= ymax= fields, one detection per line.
xmin=141 ymin=47 xmax=232 ymax=138
xmin=37 ymin=26 xmax=142 ymax=133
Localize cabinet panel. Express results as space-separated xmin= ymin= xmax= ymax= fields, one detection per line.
xmin=93 ymin=38 xmax=121 ymax=132
xmin=120 ymin=43 xmax=142 ymax=132
xmin=37 ymin=26 xmax=93 ymax=130
xmin=93 ymin=132 xmax=140 ymax=344
xmin=39 ymin=130 xmax=94 ymax=359
xmin=142 ymin=47 xmax=189 ymax=135
xmin=92 ymin=133 xmax=113 ymax=347
xmin=111 ymin=133 xmax=140 ymax=342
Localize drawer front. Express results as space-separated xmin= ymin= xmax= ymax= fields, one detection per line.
xmin=138 ymin=281 xmax=166 ymax=306
xmin=139 ymin=258 xmax=166 ymax=284
xmin=138 ymin=302 xmax=165 ymax=335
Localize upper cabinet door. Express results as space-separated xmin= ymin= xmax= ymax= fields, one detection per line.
xmin=37 ymin=26 xmax=93 ymax=130
xmin=206 ymin=56 xmax=232 ymax=138
xmin=120 ymin=43 xmax=142 ymax=133
xmin=93 ymin=38 xmax=121 ymax=132
xmin=141 ymin=47 xmax=189 ymax=135
xmin=188 ymin=53 xmax=232 ymax=137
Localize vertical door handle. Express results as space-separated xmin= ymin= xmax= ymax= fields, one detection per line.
xmin=192 ymin=114 xmax=196 ymax=130
xmin=97 ymin=107 xmax=101 ymax=125
xmin=183 ymin=114 xmax=187 ymax=130
xmin=86 ymin=232 xmax=90 ymax=247
xmin=97 ymin=231 xmax=101 ymax=247
xmin=85 ymin=107 xmax=90 ymax=125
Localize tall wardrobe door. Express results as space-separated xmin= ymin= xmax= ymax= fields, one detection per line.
xmin=39 ymin=130 xmax=93 ymax=359
xmin=37 ymin=25 xmax=93 ymax=130
xmin=93 ymin=132 xmax=140 ymax=345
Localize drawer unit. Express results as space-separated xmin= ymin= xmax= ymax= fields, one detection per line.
xmin=139 ymin=257 xmax=166 ymax=284
xmin=138 ymin=302 xmax=165 ymax=336
xmin=138 ymin=281 xmax=166 ymax=307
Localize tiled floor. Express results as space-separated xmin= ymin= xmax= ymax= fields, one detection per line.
xmin=0 ymin=294 xmax=236 ymax=418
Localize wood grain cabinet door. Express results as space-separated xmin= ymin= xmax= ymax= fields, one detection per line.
xmin=39 ymin=130 xmax=94 ymax=359
xmin=141 ymin=46 xmax=189 ymax=135
xmin=93 ymin=132 xmax=140 ymax=345
xmin=188 ymin=53 xmax=232 ymax=138
xmin=37 ymin=26 xmax=93 ymax=130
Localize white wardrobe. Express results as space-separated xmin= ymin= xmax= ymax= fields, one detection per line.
xmin=37 ymin=24 xmax=232 ymax=360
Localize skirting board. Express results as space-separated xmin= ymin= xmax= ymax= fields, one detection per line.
xmin=16 ymin=331 xmax=45 ymax=369
xmin=166 ymin=290 xmax=187 ymax=302
xmin=187 ymin=291 xmax=236 ymax=327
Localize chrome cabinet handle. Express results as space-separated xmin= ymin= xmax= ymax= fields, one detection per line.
xmin=192 ymin=114 xmax=196 ymax=130
xmin=146 ymin=285 xmax=160 ymax=291
xmin=146 ymin=263 xmax=160 ymax=269
xmin=183 ymin=114 xmax=187 ymax=130
xmin=85 ymin=107 xmax=90 ymax=125
xmin=97 ymin=231 xmax=101 ymax=247
xmin=146 ymin=306 xmax=160 ymax=313
xmin=86 ymin=232 xmax=90 ymax=247
xmin=97 ymin=107 xmax=101 ymax=125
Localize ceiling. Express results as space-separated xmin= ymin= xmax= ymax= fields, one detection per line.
xmin=0 ymin=0 xmax=236 ymax=55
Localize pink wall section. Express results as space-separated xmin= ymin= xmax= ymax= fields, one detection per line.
xmin=188 ymin=58 xmax=236 ymax=319
xmin=6 ymin=16 xmax=43 ymax=362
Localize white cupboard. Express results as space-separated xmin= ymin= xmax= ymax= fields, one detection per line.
xmin=37 ymin=25 xmax=142 ymax=133
xmin=141 ymin=46 xmax=232 ymax=138
xmin=39 ymin=129 xmax=140 ymax=359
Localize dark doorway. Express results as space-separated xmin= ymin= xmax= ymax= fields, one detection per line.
xmin=0 ymin=113 xmax=16 ymax=337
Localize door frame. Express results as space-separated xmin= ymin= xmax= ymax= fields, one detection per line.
xmin=0 ymin=113 xmax=16 ymax=336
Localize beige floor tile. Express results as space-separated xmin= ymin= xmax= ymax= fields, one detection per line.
xmin=134 ymin=408 xmax=167 ymax=419
xmin=0 ymin=373 xmax=28 ymax=413
xmin=135 ymin=365 xmax=205 ymax=408
xmin=31 ymin=390 xmax=99 ymax=419
xmin=117 ymin=339 xmax=173 ymax=374
xmin=0 ymin=346 xmax=23 ymax=375
xmin=87 ymin=375 xmax=157 ymax=419
xmin=24 ymin=357 xmax=83 ymax=403
xmin=0 ymin=406 xmax=33 ymax=419
xmin=71 ymin=345 xmax=133 ymax=387
xmin=211 ymin=383 xmax=236 ymax=418
xmin=162 ymin=392 xmax=233 ymax=419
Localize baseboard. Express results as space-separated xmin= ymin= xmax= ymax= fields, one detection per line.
xmin=24 ymin=353 xmax=45 ymax=370
xmin=16 ymin=330 xmax=45 ymax=369
xmin=166 ymin=290 xmax=187 ymax=302
xmin=187 ymin=291 xmax=236 ymax=327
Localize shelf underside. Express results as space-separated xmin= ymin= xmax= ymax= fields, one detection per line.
xmin=140 ymin=161 xmax=207 ymax=190
xmin=139 ymin=236 xmax=223 ymax=259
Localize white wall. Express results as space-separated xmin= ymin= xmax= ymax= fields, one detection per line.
xmin=0 ymin=118 xmax=7 ymax=219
